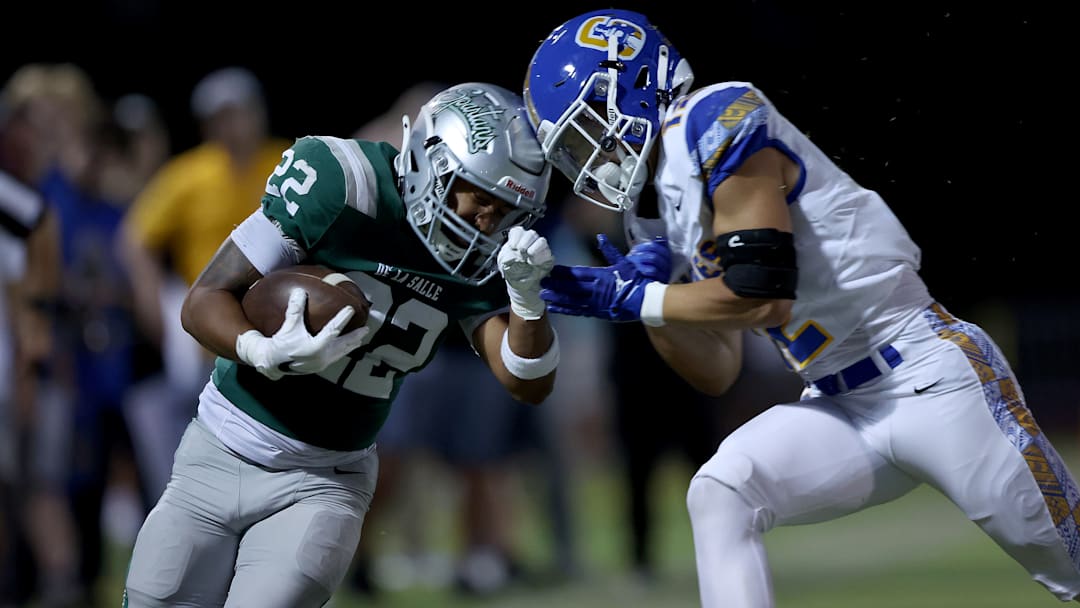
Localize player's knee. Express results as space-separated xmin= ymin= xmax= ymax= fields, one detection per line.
xmin=688 ymin=474 xmax=741 ymax=521
xmin=124 ymin=507 xmax=207 ymax=606
xmin=687 ymin=454 xmax=773 ymax=533
xmin=296 ymin=510 xmax=364 ymax=589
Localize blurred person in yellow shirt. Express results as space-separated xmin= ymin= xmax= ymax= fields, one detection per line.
xmin=119 ymin=66 xmax=290 ymax=504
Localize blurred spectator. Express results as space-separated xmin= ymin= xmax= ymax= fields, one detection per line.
xmin=118 ymin=66 xmax=290 ymax=503
xmin=366 ymin=328 xmax=578 ymax=597
xmin=0 ymin=63 xmax=76 ymax=607
xmin=368 ymin=334 xmax=518 ymax=593
xmin=107 ymin=93 xmax=172 ymax=513
xmin=351 ymin=81 xmax=447 ymax=146
xmin=608 ymin=319 xmax=727 ymax=581
xmin=38 ymin=90 xmax=170 ymax=607
xmin=557 ymin=192 xmax=801 ymax=583
xmin=104 ymin=94 xmax=170 ymax=204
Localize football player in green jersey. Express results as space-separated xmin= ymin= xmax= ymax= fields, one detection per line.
xmin=122 ymin=82 xmax=557 ymax=608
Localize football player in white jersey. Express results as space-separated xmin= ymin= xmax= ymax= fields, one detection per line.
xmin=524 ymin=8 xmax=1080 ymax=606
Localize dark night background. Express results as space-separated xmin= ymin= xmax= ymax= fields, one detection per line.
xmin=11 ymin=1 xmax=1065 ymax=304
xmin=4 ymin=7 xmax=1080 ymax=606
xmin=4 ymin=1 xmax=1076 ymax=418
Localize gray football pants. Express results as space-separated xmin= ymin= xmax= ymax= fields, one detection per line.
xmin=123 ymin=417 xmax=378 ymax=607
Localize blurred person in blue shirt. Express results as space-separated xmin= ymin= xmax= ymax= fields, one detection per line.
xmin=37 ymin=91 xmax=170 ymax=606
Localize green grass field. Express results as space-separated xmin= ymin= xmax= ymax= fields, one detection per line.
xmin=103 ymin=437 xmax=1080 ymax=608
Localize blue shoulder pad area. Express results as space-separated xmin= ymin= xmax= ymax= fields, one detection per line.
xmin=684 ymin=87 xmax=771 ymax=198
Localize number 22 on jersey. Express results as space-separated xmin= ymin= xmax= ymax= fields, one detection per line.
xmin=266 ymin=149 xmax=317 ymax=216
xmin=316 ymin=271 xmax=448 ymax=400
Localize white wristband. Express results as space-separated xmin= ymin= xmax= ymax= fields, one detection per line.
xmin=500 ymin=328 xmax=560 ymax=380
xmin=640 ymin=282 xmax=668 ymax=327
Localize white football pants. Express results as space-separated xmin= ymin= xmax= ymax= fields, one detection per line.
xmin=123 ymin=417 xmax=378 ymax=607
xmin=689 ymin=304 xmax=1080 ymax=607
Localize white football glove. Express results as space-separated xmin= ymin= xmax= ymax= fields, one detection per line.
xmin=498 ymin=226 xmax=554 ymax=321
xmin=235 ymin=287 xmax=370 ymax=381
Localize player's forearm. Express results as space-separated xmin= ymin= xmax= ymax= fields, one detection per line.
xmin=645 ymin=324 xmax=743 ymax=396
xmin=12 ymin=212 xmax=61 ymax=370
xmin=476 ymin=314 xmax=557 ymax=405
xmin=181 ymin=286 xmax=255 ymax=360
xmin=506 ymin=312 xmax=554 ymax=358
xmin=661 ymin=277 xmax=791 ymax=330
xmin=180 ymin=240 xmax=265 ymax=360
xmin=505 ymin=314 xmax=558 ymax=403
xmin=504 ymin=370 xmax=556 ymax=405
xmin=16 ymin=211 xmax=61 ymax=315
xmin=119 ymin=230 xmax=167 ymax=345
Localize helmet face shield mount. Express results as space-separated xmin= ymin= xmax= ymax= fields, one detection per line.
xmin=541 ymin=71 xmax=652 ymax=211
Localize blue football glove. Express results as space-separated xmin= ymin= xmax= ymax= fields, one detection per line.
xmin=540 ymin=234 xmax=671 ymax=322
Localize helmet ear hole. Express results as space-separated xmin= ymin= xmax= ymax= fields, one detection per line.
xmin=403 ymin=149 xmax=418 ymax=173
xmin=634 ymin=66 xmax=650 ymax=90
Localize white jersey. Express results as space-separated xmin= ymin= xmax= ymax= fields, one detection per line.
xmin=625 ymin=82 xmax=934 ymax=381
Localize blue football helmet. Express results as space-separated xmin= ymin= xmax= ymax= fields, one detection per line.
xmin=524 ymin=9 xmax=694 ymax=211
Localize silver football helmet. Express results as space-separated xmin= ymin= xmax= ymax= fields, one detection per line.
xmin=397 ymin=82 xmax=551 ymax=285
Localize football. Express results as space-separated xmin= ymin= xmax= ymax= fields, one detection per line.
xmin=241 ymin=265 xmax=371 ymax=336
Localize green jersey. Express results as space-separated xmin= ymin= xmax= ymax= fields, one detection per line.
xmin=211 ymin=136 xmax=509 ymax=451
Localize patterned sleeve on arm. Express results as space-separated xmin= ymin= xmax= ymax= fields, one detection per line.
xmin=684 ymin=85 xmax=772 ymax=198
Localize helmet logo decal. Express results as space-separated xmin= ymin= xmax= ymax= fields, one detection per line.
xmin=432 ymin=169 xmax=447 ymax=203
xmin=575 ymin=16 xmax=646 ymax=59
xmin=431 ymin=88 xmax=504 ymax=153
xmin=502 ymin=177 xmax=536 ymax=200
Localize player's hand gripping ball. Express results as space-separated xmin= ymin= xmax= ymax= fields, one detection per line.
xmin=242 ymin=265 xmax=371 ymax=335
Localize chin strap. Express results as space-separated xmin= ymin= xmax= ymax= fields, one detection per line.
xmin=395 ymin=114 xmax=411 ymax=186
xmin=656 ymin=44 xmax=671 ymax=116
xmin=605 ymin=32 xmax=621 ymax=123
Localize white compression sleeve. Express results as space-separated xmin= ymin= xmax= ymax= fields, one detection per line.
xmin=230 ymin=210 xmax=304 ymax=275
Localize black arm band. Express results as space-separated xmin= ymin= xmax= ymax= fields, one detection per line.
xmin=716 ymin=228 xmax=798 ymax=299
